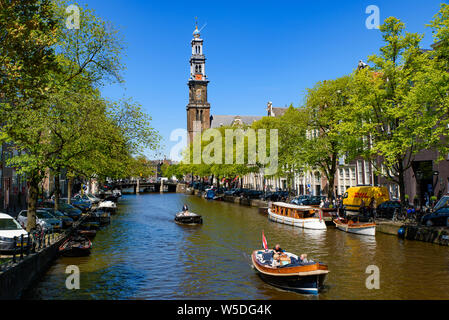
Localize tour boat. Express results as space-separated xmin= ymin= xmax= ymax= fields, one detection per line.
xmin=333 ymin=217 xmax=376 ymax=236
xmin=174 ymin=211 xmax=203 ymax=225
xmin=251 ymin=250 xmax=329 ymax=295
xmin=59 ymin=235 xmax=92 ymax=257
xmin=268 ymin=202 xmax=327 ymax=230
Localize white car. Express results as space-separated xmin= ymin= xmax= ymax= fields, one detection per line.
xmin=0 ymin=213 xmax=29 ymax=253
xmin=17 ymin=210 xmax=62 ymax=232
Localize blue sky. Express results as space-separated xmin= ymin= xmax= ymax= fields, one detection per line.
xmin=80 ymin=0 xmax=445 ymax=159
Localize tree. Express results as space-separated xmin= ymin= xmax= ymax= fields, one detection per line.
xmin=252 ymin=106 xmax=306 ymax=194
xmin=0 ymin=1 xmax=159 ymax=231
xmin=346 ymin=17 xmax=439 ymax=206
xmin=0 ymin=0 xmax=59 ymax=231
xmin=303 ymin=76 xmax=352 ymax=199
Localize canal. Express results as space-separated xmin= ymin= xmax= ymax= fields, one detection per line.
xmin=24 ymin=193 xmax=449 ymax=300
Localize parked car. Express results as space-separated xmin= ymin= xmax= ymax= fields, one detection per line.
xmin=17 ymin=210 xmax=62 ymax=232
xmin=40 ymin=208 xmax=74 ymax=229
xmin=74 ymin=193 xmax=101 ymax=204
xmin=376 ymin=201 xmax=402 ymax=219
xmin=0 ymin=213 xmax=29 ymax=253
xmin=60 ymin=197 xmax=92 ymax=212
xmin=242 ymin=190 xmax=263 ymax=199
xmin=291 ymin=195 xmax=311 ymax=205
xmin=421 ymin=207 xmax=449 ymax=227
xmin=40 ymin=200 xmax=82 ymax=221
xmin=224 ymin=188 xmax=238 ymax=196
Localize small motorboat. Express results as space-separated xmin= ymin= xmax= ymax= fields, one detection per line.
xmin=59 ymin=235 xmax=92 ymax=257
xmin=80 ymin=221 xmax=101 ymax=231
xmin=333 ymin=217 xmax=376 ymax=236
xmin=88 ymin=209 xmax=111 ymax=226
xmin=76 ymin=229 xmax=97 ymax=239
xmin=98 ymin=200 xmax=117 ymax=213
xmin=251 ymin=250 xmax=329 ymax=295
xmin=174 ymin=211 xmax=203 ymax=225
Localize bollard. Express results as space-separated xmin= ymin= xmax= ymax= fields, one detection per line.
xmin=20 ymin=234 xmax=24 ymax=259
xmin=12 ymin=236 xmax=16 ymax=263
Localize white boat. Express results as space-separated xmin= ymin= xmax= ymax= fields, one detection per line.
xmin=333 ymin=218 xmax=376 ymax=236
xmin=98 ymin=200 xmax=117 ymax=213
xmin=268 ymin=202 xmax=327 ymax=230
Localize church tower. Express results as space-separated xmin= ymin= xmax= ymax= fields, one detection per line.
xmin=187 ymin=21 xmax=210 ymax=143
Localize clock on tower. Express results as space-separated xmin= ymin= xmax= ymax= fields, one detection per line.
xmin=186 ymin=21 xmax=210 ymax=144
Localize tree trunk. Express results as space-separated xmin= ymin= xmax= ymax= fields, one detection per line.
xmin=54 ymin=171 xmax=60 ymax=211
xmin=67 ymin=177 xmax=72 ymax=205
xmin=398 ymin=159 xmax=406 ymax=209
xmin=26 ymin=174 xmax=40 ymax=232
xmin=327 ymin=153 xmax=338 ymax=200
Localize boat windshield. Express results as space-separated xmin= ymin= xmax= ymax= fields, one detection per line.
xmin=0 ymin=218 xmax=22 ymax=230
xmin=434 ymin=195 xmax=449 ymax=211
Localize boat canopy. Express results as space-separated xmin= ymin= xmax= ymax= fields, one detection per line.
xmin=272 ymin=202 xmax=314 ymax=210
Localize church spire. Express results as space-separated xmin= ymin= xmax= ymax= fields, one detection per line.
xmin=186 ymin=19 xmax=211 ymax=143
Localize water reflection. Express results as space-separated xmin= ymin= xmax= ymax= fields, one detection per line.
xmin=24 ymin=193 xmax=449 ymax=300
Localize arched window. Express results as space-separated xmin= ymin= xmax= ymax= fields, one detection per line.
xmin=200 ymin=110 xmax=203 ymax=122
xmin=196 ymin=109 xmax=199 ymax=121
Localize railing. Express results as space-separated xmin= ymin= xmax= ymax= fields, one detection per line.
xmin=0 ymin=227 xmax=62 ymax=273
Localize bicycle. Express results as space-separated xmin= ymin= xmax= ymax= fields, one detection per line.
xmin=392 ymin=208 xmax=406 ymax=222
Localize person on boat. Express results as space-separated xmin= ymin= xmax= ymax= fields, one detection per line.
xmin=359 ymin=199 xmax=366 ymax=216
xmin=324 ymin=198 xmax=330 ymax=208
xmin=273 ymin=244 xmax=283 ymax=254
xmin=272 ymin=254 xmax=281 ymax=267
xmin=369 ymin=197 xmax=376 ymax=220
xmin=182 ymin=204 xmax=189 ymax=213
xmin=299 ymin=254 xmax=309 ymax=263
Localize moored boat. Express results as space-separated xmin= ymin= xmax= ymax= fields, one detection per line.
xmin=268 ymin=202 xmax=327 ymax=230
xmin=251 ymin=250 xmax=329 ymax=295
xmin=98 ymin=200 xmax=117 ymax=213
xmin=333 ymin=217 xmax=376 ymax=236
xmin=76 ymin=229 xmax=97 ymax=239
xmin=59 ymin=235 xmax=92 ymax=257
xmin=174 ymin=211 xmax=203 ymax=225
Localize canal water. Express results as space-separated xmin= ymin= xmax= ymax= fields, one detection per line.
xmin=24 ymin=193 xmax=449 ymax=300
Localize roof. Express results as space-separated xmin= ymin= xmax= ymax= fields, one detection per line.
xmin=271 ymin=107 xmax=288 ymax=118
xmin=210 ymin=115 xmax=263 ymax=128
xmin=272 ymin=202 xmax=315 ymax=210
xmin=0 ymin=213 xmax=13 ymax=219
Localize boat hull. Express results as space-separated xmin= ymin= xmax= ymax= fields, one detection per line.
xmin=333 ymin=219 xmax=376 ymax=236
xmin=251 ymin=251 xmax=328 ymax=295
xmin=174 ymin=213 xmax=203 ymax=225
xmin=257 ymin=272 xmax=327 ymax=295
xmin=59 ymin=237 xmax=92 ymax=257
xmin=60 ymin=247 xmax=92 ymax=257
xmin=268 ymin=209 xmax=326 ymax=230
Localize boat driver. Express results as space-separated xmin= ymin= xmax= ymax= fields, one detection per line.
xmin=273 ymin=244 xmax=283 ymax=254
xmin=182 ymin=204 xmax=189 ymax=213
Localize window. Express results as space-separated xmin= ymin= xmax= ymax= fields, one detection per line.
xmin=357 ymin=160 xmax=363 ymax=184
xmin=351 ymin=167 xmax=356 ymax=182
xmin=364 ymin=161 xmax=371 ymax=185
